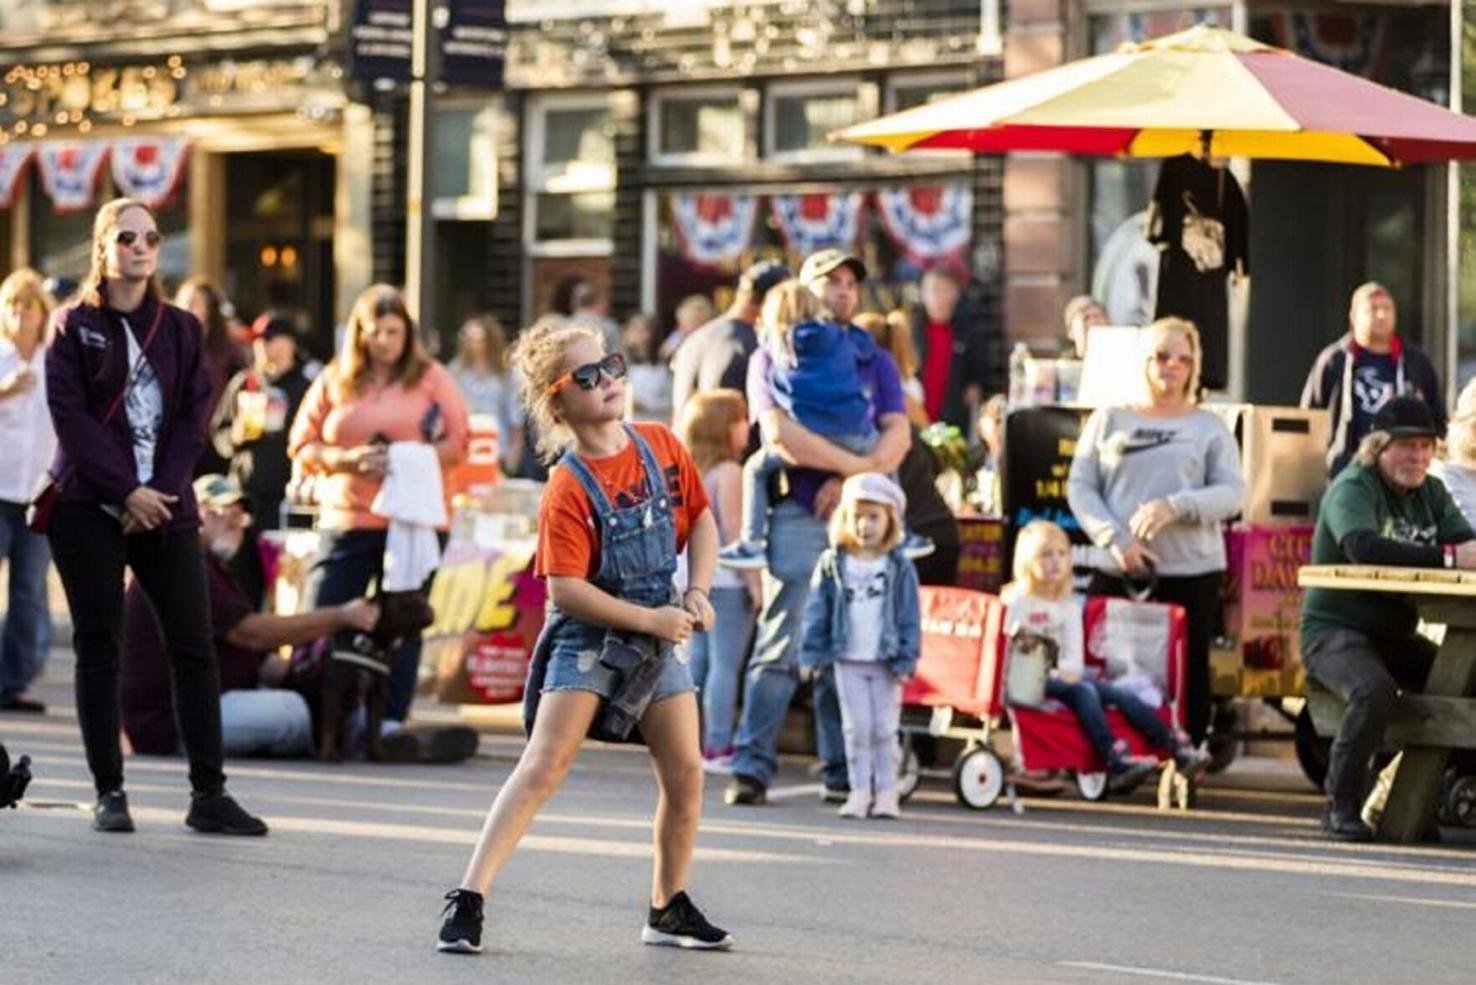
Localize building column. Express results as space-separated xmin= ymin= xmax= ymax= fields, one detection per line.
xmin=335 ymin=103 xmax=375 ymax=329
xmin=1003 ymin=0 xmax=1076 ymax=350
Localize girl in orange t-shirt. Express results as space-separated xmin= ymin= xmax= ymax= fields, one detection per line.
xmin=438 ymin=316 xmax=731 ymax=955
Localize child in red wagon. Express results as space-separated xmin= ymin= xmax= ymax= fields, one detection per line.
xmin=1002 ymin=520 xmax=1208 ymax=789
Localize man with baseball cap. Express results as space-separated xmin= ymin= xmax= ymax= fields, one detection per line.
xmin=725 ymin=248 xmax=914 ymax=807
xmin=670 ymin=259 xmax=789 ymax=417
xmin=1300 ymin=397 xmax=1476 ymax=840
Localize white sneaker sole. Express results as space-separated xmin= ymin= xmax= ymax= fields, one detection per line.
xmin=716 ymin=556 xmax=766 ymax=571
xmin=641 ymin=926 xmax=735 ymax=950
xmin=437 ymin=938 xmax=483 ymax=954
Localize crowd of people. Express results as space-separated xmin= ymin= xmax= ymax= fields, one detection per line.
xmin=2 ymin=194 xmax=1474 ymax=954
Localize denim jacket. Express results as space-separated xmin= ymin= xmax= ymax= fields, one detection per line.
xmin=799 ymin=546 xmax=921 ymax=678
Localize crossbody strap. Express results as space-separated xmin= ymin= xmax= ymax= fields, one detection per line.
xmin=99 ymin=301 xmax=165 ymax=427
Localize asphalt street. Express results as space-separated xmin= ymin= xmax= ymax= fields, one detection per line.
xmin=4 ymin=677 xmax=1476 ymax=985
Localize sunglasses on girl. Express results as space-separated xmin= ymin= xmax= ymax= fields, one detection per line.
xmin=543 ymin=352 xmax=627 ymax=398
xmin=115 ymin=229 xmax=163 ymax=249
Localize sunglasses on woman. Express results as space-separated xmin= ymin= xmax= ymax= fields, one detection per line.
xmin=115 ymin=230 xmax=163 ymax=249
xmin=543 ymin=352 xmax=627 ymax=398
xmin=1151 ymin=350 xmax=1194 ymax=367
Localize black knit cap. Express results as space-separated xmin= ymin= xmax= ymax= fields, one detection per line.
xmin=1372 ymin=396 xmax=1439 ymax=440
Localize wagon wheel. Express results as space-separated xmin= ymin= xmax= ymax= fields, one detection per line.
xmin=953 ymin=747 xmax=1005 ymax=810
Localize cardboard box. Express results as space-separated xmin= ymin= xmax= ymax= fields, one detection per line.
xmin=1206 ymin=404 xmax=1329 ymax=525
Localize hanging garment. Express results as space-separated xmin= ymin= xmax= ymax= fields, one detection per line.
xmin=371 ymin=441 xmax=447 ymax=591
xmin=1147 ymin=155 xmax=1249 ymax=391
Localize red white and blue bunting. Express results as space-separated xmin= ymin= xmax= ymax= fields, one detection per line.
xmin=35 ymin=141 xmax=110 ymax=213
xmin=770 ymin=192 xmax=864 ymax=254
xmin=0 ymin=146 xmax=33 ymax=209
xmin=670 ymin=193 xmax=758 ymax=267
xmin=110 ymin=137 xmax=191 ymax=209
xmin=875 ymin=184 xmax=973 ymax=263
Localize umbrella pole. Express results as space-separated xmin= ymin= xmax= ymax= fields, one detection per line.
xmin=1199 ymin=129 xmax=1213 ymax=161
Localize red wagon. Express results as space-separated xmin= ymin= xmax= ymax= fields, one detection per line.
xmin=899 ymin=588 xmax=1198 ymax=810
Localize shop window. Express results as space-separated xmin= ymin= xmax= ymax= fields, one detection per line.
xmin=766 ymin=82 xmax=861 ymax=162
xmin=525 ymin=95 xmax=615 ymax=248
xmin=887 ymin=72 xmax=970 ymax=114
xmin=651 ymin=92 xmax=744 ymax=165
xmin=433 ymin=102 xmax=498 ymax=220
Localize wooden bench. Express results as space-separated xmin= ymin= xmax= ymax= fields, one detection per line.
xmin=1297 ymin=564 xmax=1476 ymax=843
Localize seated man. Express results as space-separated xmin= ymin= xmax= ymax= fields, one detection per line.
xmin=121 ymin=475 xmax=379 ymax=758
xmin=1300 ymin=398 xmax=1476 ymax=841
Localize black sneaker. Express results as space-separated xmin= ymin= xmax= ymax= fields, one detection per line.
xmin=724 ymin=773 xmax=766 ymax=806
xmin=641 ymin=891 xmax=734 ymax=950
xmin=820 ymin=783 xmax=851 ymax=804
xmin=93 ymin=790 xmax=134 ymax=833
xmin=1107 ymin=757 xmax=1157 ymax=793
xmin=186 ymin=792 xmax=268 ymax=836
xmin=437 ymin=888 xmax=484 ymax=954
xmin=1322 ymin=807 xmax=1373 ymax=843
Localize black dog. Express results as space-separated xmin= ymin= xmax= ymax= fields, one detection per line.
xmin=318 ymin=590 xmax=435 ymax=762
xmin=0 ymin=742 xmax=31 ymax=809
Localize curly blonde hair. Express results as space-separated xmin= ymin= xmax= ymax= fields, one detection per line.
xmin=509 ymin=314 xmax=604 ymax=463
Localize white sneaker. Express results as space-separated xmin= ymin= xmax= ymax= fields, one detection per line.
xmin=837 ymin=791 xmax=871 ymax=819
xmin=871 ymin=789 xmax=901 ymax=819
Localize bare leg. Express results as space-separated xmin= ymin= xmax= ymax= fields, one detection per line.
xmin=458 ymin=690 xmax=600 ymax=894
xmin=640 ymin=691 xmax=704 ymax=907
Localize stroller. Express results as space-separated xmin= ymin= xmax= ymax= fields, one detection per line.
xmin=898 ymin=589 xmax=1196 ymax=811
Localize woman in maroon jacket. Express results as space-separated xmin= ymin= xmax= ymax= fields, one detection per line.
xmin=45 ymin=197 xmax=265 ymax=837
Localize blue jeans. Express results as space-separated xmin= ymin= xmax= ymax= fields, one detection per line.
xmin=1045 ymin=676 xmax=1177 ymax=767
xmin=732 ymin=500 xmax=847 ymax=787
xmin=220 ymin=688 xmax=314 ymax=757
xmin=687 ymin=586 xmax=755 ymax=753
xmin=0 ymin=502 xmax=52 ymax=699
xmin=741 ymin=433 xmax=876 ymax=546
xmin=303 ymin=528 xmax=440 ymax=724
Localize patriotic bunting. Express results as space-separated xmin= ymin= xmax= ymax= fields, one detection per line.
xmin=670 ymin=193 xmax=758 ymax=267
xmin=110 ymin=137 xmax=191 ymax=209
xmin=875 ymin=184 xmax=973 ymax=263
xmin=0 ymin=146 xmax=33 ymax=209
xmin=769 ymin=192 xmax=864 ymax=254
xmin=35 ymin=141 xmax=110 ymax=213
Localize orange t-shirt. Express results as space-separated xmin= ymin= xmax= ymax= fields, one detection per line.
xmin=536 ymin=422 xmax=710 ymax=580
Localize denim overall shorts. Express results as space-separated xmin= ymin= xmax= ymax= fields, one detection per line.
xmin=540 ymin=425 xmax=694 ymax=700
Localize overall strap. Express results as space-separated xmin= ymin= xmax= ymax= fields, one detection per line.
xmin=557 ymin=448 xmax=617 ymax=520
xmin=627 ymin=424 xmax=671 ymax=503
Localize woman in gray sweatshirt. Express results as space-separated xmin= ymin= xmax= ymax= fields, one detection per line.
xmin=1066 ymin=317 xmax=1244 ymax=745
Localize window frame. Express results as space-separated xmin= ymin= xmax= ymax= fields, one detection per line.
xmin=763 ymin=78 xmax=864 ymax=164
xmin=522 ymin=91 xmax=616 ymax=256
xmin=647 ymin=85 xmax=748 ymax=167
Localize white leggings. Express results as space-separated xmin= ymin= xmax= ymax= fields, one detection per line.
xmin=833 ymin=660 xmax=902 ymax=797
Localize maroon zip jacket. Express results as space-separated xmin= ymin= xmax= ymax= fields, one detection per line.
xmin=45 ymin=290 xmax=212 ymax=530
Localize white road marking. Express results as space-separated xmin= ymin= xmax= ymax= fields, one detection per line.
xmin=1327 ymin=891 xmax=1476 ymax=911
xmin=1060 ymin=960 xmax=1283 ymax=985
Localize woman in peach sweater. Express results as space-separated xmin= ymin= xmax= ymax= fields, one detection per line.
xmin=288 ymin=284 xmax=469 ymax=730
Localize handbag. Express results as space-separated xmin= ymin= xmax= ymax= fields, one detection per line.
xmin=27 ymin=303 xmax=165 ymax=534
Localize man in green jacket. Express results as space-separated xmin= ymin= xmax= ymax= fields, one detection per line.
xmin=1301 ymin=397 xmax=1476 ymax=841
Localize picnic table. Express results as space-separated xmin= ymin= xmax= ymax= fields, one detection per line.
xmin=1296 ymin=564 xmax=1476 ymax=843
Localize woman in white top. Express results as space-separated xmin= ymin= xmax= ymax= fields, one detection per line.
xmin=623 ymin=313 xmax=674 ymax=423
xmin=447 ymin=314 xmax=524 ymax=474
xmin=0 ymin=270 xmax=58 ymax=712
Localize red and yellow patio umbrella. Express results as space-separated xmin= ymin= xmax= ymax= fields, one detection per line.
xmin=836 ymin=25 xmax=1476 ymax=167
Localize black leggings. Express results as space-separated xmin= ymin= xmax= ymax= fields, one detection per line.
xmin=1087 ymin=569 xmax=1224 ymax=746
xmin=50 ymin=504 xmax=224 ymax=797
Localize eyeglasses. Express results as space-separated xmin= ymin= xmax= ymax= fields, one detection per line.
xmin=1151 ymin=351 xmax=1195 ymax=367
xmin=115 ymin=229 xmax=163 ymax=249
xmin=544 ymin=352 xmax=627 ymax=398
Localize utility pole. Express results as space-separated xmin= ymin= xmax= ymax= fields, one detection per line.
xmin=405 ymin=0 xmax=438 ymax=341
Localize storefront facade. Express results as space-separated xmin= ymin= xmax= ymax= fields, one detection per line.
xmin=482 ymin=0 xmax=1007 ymax=344
xmin=0 ymin=0 xmax=373 ymax=354
xmin=1005 ymin=0 xmax=1456 ymax=404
